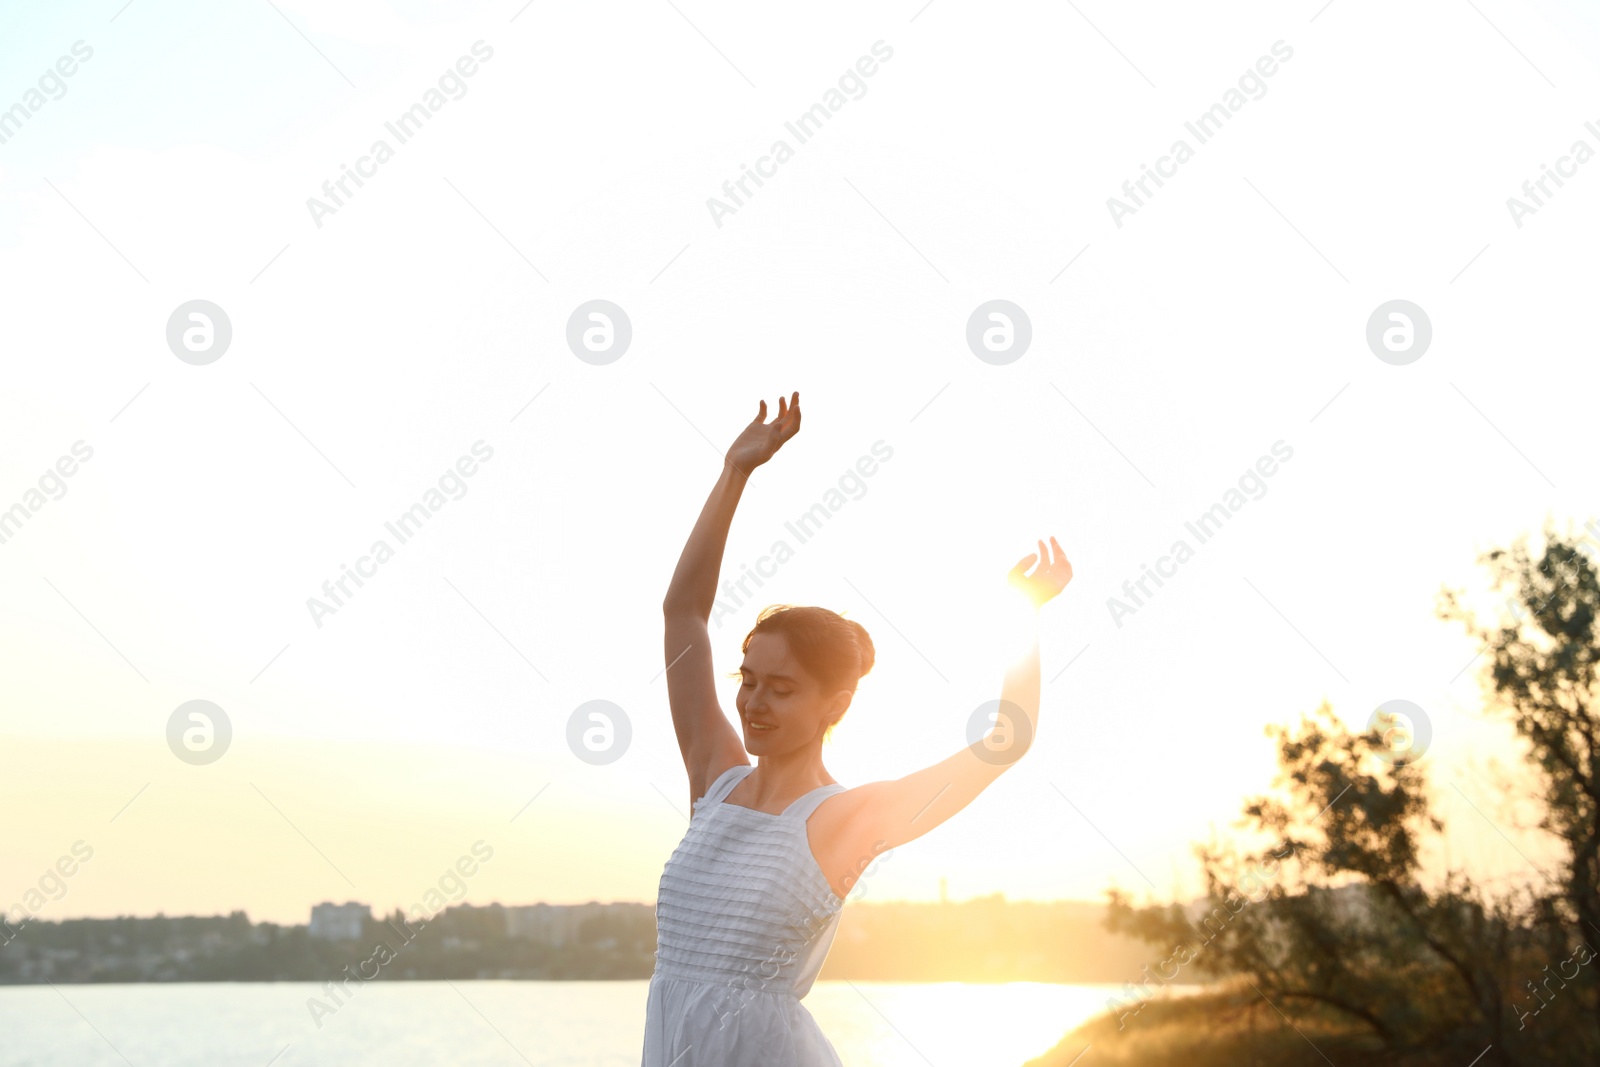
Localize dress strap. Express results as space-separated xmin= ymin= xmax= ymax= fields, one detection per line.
xmin=784 ymin=783 xmax=847 ymax=823
xmin=693 ymin=763 xmax=753 ymax=817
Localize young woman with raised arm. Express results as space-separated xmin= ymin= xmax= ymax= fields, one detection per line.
xmin=640 ymin=391 xmax=1072 ymax=1066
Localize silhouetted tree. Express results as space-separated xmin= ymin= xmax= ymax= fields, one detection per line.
xmin=1440 ymin=521 xmax=1600 ymax=1045
xmin=1101 ymin=522 xmax=1600 ymax=1065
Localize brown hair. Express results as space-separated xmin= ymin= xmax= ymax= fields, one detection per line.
xmin=733 ymin=604 xmax=875 ymax=742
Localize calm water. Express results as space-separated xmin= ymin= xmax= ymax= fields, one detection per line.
xmin=0 ymin=980 xmax=1201 ymax=1066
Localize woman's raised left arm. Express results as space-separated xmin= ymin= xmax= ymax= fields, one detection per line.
xmin=826 ymin=538 xmax=1073 ymax=856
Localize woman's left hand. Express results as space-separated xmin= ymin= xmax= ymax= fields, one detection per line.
xmin=1008 ymin=536 xmax=1073 ymax=608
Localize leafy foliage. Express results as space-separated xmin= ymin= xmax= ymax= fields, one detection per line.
xmin=1099 ymin=523 xmax=1600 ymax=1066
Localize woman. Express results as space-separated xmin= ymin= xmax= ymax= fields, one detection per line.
xmin=642 ymin=392 xmax=1072 ymax=1065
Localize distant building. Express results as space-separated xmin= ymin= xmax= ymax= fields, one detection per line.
xmin=309 ymin=901 xmax=370 ymax=940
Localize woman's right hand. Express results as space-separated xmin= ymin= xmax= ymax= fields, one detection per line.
xmin=725 ymin=392 xmax=801 ymax=475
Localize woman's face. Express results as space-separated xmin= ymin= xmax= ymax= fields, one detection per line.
xmin=736 ymin=633 xmax=837 ymax=753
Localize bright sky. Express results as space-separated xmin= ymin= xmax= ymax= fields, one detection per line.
xmin=2 ymin=0 xmax=1598 ymax=926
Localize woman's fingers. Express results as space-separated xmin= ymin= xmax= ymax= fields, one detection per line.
xmin=764 ymin=392 xmax=799 ymax=443
xmin=1004 ymin=537 xmax=1073 ymax=603
xmin=755 ymin=394 xmax=802 ymax=425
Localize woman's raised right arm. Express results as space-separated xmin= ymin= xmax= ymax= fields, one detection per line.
xmin=661 ymin=461 xmax=749 ymax=620
xmin=662 ymin=464 xmax=749 ymax=803
xmin=662 ymin=394 xmax=802 ymax=803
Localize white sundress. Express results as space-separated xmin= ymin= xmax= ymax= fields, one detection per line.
xmin=642 ymin=763 xmax=849 ymax=1066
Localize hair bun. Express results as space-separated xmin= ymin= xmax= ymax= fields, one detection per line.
xmin=845 ymin=618 xmax=876 ymax=677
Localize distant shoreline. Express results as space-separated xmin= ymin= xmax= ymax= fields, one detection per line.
xmin=1 ymin=897 xmax=1209 ymax=986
